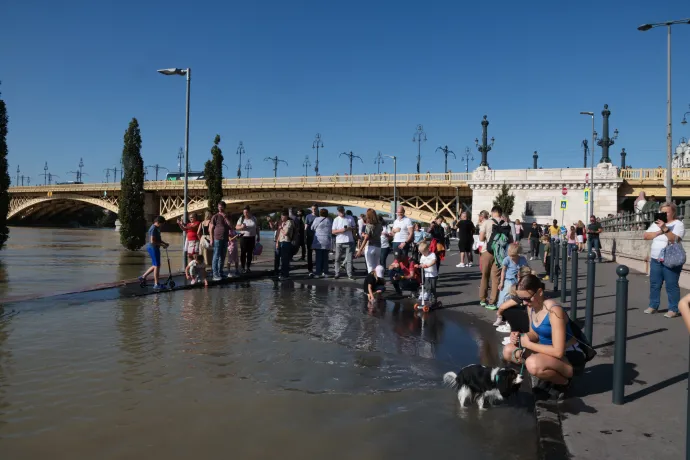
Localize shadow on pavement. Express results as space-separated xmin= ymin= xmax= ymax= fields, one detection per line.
xmin=569 ymin=362 xmax=642 ymax=398
xmin=624 ymin=372 xmax=689 ymax=404
xmin=593 ymin=328 xmax=667 ymax=350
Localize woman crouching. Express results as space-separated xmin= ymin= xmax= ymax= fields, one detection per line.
xmin=502 ymin=274 xmax=586 ymax=395
xmin=364 ymin=265 xmax=386 ymax=303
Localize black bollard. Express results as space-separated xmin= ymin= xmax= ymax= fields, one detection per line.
xmin=553 ymin=241 xmax=560 ymax=292
xmin=571 ymin=249 xmax=578 ymax=321
xmin=561 ymin=240 xmax=568 ymax=303
xmin=585 ymin=251 xmax=596 ymax=342
xmin=612 ymin=265 xmax=629 ymax=405
xmin=549 ymin=240 xmax=555 ymax=280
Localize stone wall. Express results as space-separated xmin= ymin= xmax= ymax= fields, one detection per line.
xmin=599 ymin=231 xmax=690 ymax=288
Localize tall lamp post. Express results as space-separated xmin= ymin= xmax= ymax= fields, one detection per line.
xmin=303 ymin=155 xmax=311 ymax=176
xmin=245 ymin=159 xmax=252 ymax=179
xmin=474 ymin=116 xmax=494 ymax=168
xmin=264 ymin=156 xmax=288 ymax=178
xmin=412 ymin=124 xmax=427 ymax=174
xmin=158 ymin=67 xmax=191 ymax=271
xmin=533 ymin=151 xmax=539 ymax=169
xmin=461 ymin=147 xmax=474 ymax=173
xmin=385 ymin=155 xmax=397 ymax=214
xmin=435 ymin=145 xmax=456 ymax=174
xmin=595 ymin=105 xmax=619 ymax=164
xmin=339 ymin=151 xmax=363 ymax=175
xmin=580 ymin=111 xmax=596 ymax=218
xmin=681 ymin=104 xmax=690 ymax=126
xmin=236 ymin=141 xmax=245 ymax=179
xmin=638 ymin=19 xmax=690 ymax=203
xmin=312 ymin=133 xmax=323 ymax=176
xmin=176 ymin=147 xmax=184 ymax=175
xmin=374 ymin=151 xmax=384 ymax=174
xmin=15 ymin=165 xmax=19 ymax=185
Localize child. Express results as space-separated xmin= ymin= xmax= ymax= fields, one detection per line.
xmin=227 ymin=227 xmax=241 ymax=276
xmin=541 ymin=235 xmax=551 ymax=281
xmin=186 ymin=254 xmax=208 ymax=286
xmin=494 ymin=266 xmax=535 ymax=331
xmin=416 ymin=241 xmax=438 ymax=303
xmin=498 ymin=243 xmax=529 ymax=307
xmin=139 ymin=216 xmax=169 ymax=290
xmin=364 ymin=265 xmax=386 ymax=303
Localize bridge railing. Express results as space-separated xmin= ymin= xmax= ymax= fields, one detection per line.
xmin=618 ymin=168 xmax=690 ymax=181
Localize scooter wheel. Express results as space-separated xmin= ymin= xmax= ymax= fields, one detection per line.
xmin=414 ymin=303 xmax=421 ymax=310
xmin=422 ymin=305 xmax=430 ymax=313
xmin=169 ymin=280 xmax=176 ymax=289
xmin=139 ymin=281 xmax=146 ymax=288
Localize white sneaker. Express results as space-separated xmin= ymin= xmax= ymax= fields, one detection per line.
xmin=456 ymin=263 xmax=465 ymax=268
xmin=492 ymin=317 xmax=504 ymax=327
xmin=467 ymin=263 xmax=473 ymax=267
xmin=496 ymin=324 xmax=511 ymax=333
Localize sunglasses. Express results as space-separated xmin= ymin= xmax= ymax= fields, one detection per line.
xmin=517 ymin=292 xmax=536 ymax=303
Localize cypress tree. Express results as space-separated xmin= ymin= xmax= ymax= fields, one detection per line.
xmin=204 ymin=134 xmax=223 ymax=210
xmin=493 ymin=183 xmax=515 ymax=216
xmin=119 ymin=118 xmax=146 ymax=250
xmin=0 ymin=86 xmax=10 ymax=249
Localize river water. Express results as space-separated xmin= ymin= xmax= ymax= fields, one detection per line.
xmin=0 ymin=228 xmax=537 ymax=459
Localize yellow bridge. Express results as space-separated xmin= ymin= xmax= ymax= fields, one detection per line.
xmin=9 ymin=168 xmax=690 ymax=223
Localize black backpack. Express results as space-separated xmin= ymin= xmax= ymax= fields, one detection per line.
xmin=487 ymin=219 xmax=513 ymax=255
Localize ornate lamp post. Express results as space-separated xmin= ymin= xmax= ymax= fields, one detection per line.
xmin=385 ymin=155 xmax=397 ymax=213
xmin=236 ymin=141 xmax=245 ymax=179
xmin=435 ymin=145 xmax=456 ymax=174
xmin=461 ymin=147 xmax=474 ymax=173
xmin=412 ymin=124 xmax=426 ymax=174
xmin=474 ymin=116 xmax=494 ymax=168
xmin=264 ymin=156 xmax=288 ymax=178
xmin=533 ymin=151 xmax=539 ymax=169
xmin=374 ymin=151 xmax=384 ymax=174
xmin=595 ymin=104 xmax=619 ymax=164
xmin=620 ymin=148 xmax=627 ymax=169
xmin=681 ymin=104 xmax=690 ymax=126
xmin=303 ymin=155 xmax=311 ymax=176
xmin=312 ymin=133 xmax=323 ymax=176
xmin=245 ymin=159 xmax=252 ymax=179
xmin=15 ymin=165 xmax=19 ymax=185
xmin=339 ymin=151 xmax=363 ymax=175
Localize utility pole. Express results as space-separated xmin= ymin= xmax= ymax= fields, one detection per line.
xmin=312 ymin=133 xmax=324 ymax=176
xmin=303 ymin=155 xmax=311 ymax=176
xmin=412 ymin=124 xmax=427 ymax=174
xmin=435 ymin=145 xmax=456 ymax=174
xmin=245 ymin=159 xmax=252 ymax=179
xmin=264 ymin=156 xmax=288 ymax=178
xmin=374 ymin=151 xmax=384 ymax=174
xmin=236 ymin=141 xmax=245 ymax=179
xmin=461 ymin=147 xmax=474 ymax=173
xmin=48 ymin=173 xmax=59 ymax=185
xmin=339 ymin=151 xmax=363 ymax=175
xmin=41 ymin=162 xmax=49 ymax=185
xmin=145 ymin=164 xmax=169 ymax=181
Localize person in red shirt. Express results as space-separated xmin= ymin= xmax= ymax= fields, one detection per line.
xmin=388 ymin=251 xmax=421 ymax=296
xmin=178 ymin=213 xmax=201 ymax=262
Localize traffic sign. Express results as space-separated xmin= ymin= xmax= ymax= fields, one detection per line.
xmin=562 ymin=187 xmax=568 ymax=196
xmin=584 ymin=188 xmax=590 ymax=204
xmin=559 ymin=198 xmax=568 ymax=210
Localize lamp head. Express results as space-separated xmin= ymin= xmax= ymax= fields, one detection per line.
xmin=637 ymin=24 xmax=653 ymax=31
xmin=157 ymin=68 xmax=187 ymax=76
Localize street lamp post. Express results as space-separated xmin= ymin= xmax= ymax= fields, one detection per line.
xmin=533 ymin=151 xmax=539 ymax=169
xmin=435 ymin=145 xmax=456 ymax=174
xmin=245 ymin=159 xmax=252 ymax=179
xmin=596 ymin=105 xmax=619 ymax=164
xmin=580 ymin=111 xmax=596 ymax=218
xmin=620 ymin=148 xmax=627 ymax=169
xmin=339 ymin=151 xmax=363 ymax=175
xmin=638 ymin=19 xmax=690 ymax=203
xmin=474 ymin=116 xmax=495 ymax=168
xmin=177 ymin=147 xmax=183 ymax=175
xmin=374 ymin=151 xmax=384 ymax=174
xmin=461 ymin=147 xmax=474 ymax=173
xmin=42 ymin=162 xmax=49 ymax=185
xmin=145 ymin=164 xmax=169 ymax=181
xmin=16 ymin=165 xmax=19 ymax=186
xmin=236 ymin=141 xmax=245 ymax=179
xmin=78 ymin=158 xmax=84 ymax=182
xmin=312 ymin=133 xmax=323 ymax=176
xmin=158 ymin=67 xmax=191 ymax=271
xmin=384 ymin=155 xmax=397 ymax=214
xmin=264 ymin=156 xmax=288 ymax=178
xmin=682 ymin=104 xmax=690 ymax=126
xmin=303 ymin=155 xmax=311 ymax=176
xmin=412 ymin=124 xmax=427 ymax=174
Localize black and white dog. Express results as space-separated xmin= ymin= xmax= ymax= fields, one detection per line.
xmin=443 ymin=365 xmax=523 ymax=409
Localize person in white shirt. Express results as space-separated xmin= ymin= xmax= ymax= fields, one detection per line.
xmin=380 ymin=219 xmax=392 ymax=269
xmin=416 ymin=241 xmax=438 ymax=302
xmin=643 ymin=202 xmax=685 ymax=318
xmin=332 ymin=206 xmax=355 ymax=279
xmin=391 ymin=206 xmax=414 ymax=255
xmin=235 ymin=205 xmax=259 ymax=273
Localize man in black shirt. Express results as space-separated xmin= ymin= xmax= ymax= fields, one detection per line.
xmin=586 ymin=215 xmax=603 ymax=262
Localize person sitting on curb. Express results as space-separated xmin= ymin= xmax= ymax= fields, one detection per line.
xmin=388 ymin=251 xmax=420 ymax=297
xmin=364 ymin=265 xmax=386 ymax=303
xmin=502 ymin=275 xmax=588 ymax=397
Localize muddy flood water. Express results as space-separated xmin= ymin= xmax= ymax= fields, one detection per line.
xmin=0 ymin=278 xmax=537 ymax=460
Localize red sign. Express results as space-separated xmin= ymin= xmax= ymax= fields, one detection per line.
xmin=562 ymin=187 xmax=568 ymax=196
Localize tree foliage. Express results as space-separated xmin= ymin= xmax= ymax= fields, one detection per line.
xmin=119 ymin=118 xmax=147 ymax=250
xmin=0 ymin=86 xmax=10 ymax=249
xmin=204 ymin=134 xmax=223 ymax=211
xmin=493 ymin=184 xmax=515 ymax=217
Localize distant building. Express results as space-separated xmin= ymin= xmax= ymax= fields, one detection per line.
xmin=672 ymin=138 xmax=690 ymax=168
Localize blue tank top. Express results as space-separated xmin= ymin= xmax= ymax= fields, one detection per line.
xmin=531 ymin=308 xmax=573 ymax=346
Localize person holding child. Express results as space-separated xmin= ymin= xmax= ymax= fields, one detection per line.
xmin=389 ymin=251 xmax=420 ymax=296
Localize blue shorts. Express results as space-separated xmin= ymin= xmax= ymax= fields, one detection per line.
xmin=147 ymin=245 xmax=161 ymax=267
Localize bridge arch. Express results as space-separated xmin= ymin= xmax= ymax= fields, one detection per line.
xmin=8 ymin=195 xmax=119 ymax=220
xmin=161 ymin=191 xmax=438 ymax=222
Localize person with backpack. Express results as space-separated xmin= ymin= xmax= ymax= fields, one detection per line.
xmin=478 ymin=205 xmax=512 ymax=310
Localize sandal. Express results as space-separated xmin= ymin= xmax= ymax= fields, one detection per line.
xmin=664 ymin=311 xmax=681 ymax=318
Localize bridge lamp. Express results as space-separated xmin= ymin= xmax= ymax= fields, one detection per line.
xmin=158 ymin=66 xmax=191 ymax=270
xmin=384 ymin=155 xmax=397 ymax=216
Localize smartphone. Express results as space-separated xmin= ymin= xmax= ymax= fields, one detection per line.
xmin=654 ymin=212 xmax=668 ymax=223
xmin=344 ymin=225 xmax=349 ymax=229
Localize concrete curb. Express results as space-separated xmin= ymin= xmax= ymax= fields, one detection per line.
xmin=535 ymin=400 xmax=570 ymax=460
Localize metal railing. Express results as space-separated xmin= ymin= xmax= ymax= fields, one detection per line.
xmin=598 ymin=201 xmax=690 ymax=232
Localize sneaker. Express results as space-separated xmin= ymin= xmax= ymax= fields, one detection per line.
xmin=496 ymin=324 xmax=511 ymax=333
xmin=664 ymin=311 xmax=680 ymax=318
xmin=542 ymin=276 xmax=550 ymax=281
xmin=246 ymin=268 xmax=252 ymax=273
xmin=485 ymin=304 xmax=498 ymax=311
xmin=644 ymin=308 xmax=657 ymax=314
xmin=308 ymin=273 xmax=315 ymax=278
xmin=492 ymin=317 xmax=504 ymax=327
xmin=153 ymin=283 xmax=166 ymax=290
xmin=212 ymin=276 xmax=222 ymax=282
xmin=480 ymin=301 xmax=487 ymax=307
xmin=456 ymin=263 xmax=466 ymax=268
xmin=348 ymin=275 xmax=355 ymax=281
xmin=334 ymin=274 xmax=340 ymax=279
xmin=138 ymin=276 xmax=146 ymax=283
xmin=467 ymin=263 xmax=473 ymax=267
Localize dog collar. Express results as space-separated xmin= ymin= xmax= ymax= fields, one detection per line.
xmin=494 ymin=374 xmax=500 ymax=384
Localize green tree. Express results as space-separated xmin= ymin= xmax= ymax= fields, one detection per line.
xmin=493 ymin=183 xmax=515 ymax=217
xmin=204 ymin=134 xmax=223 ymax=210
xmin=0 ymin=86 xmax=10 ymax=249
xmin=119 ymin=118 xmax=146 ymax=250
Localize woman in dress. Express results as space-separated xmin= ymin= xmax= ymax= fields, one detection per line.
xmin=455 ymin=212 xmax=475 ymax=268
xmin=198 ymin=210 xmax=214 ymax=266
xmin=575 ymin=220 xmax=585 ymax=253
xmin=356 ymin=208 xmax=383 ymax=273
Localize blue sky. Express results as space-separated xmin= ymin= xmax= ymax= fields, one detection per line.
xmin=2 ymin=0 xmax=690 ymax=183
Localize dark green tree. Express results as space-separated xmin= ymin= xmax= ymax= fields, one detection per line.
xmin=204 ymin=134 xmax=223 ymax=210
xmin=493 ymin=183 xmax=515 ymax=217
xmin=118 ymin=118 xmax=146 ymax=250
xmin=0 ymin=86 xmax=10 ymax=249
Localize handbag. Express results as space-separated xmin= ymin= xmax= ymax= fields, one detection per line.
xmin=662 ymin=241 xmax=686 ymax=269
xmin=200 ymin=224 xmax=210 ymax=250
